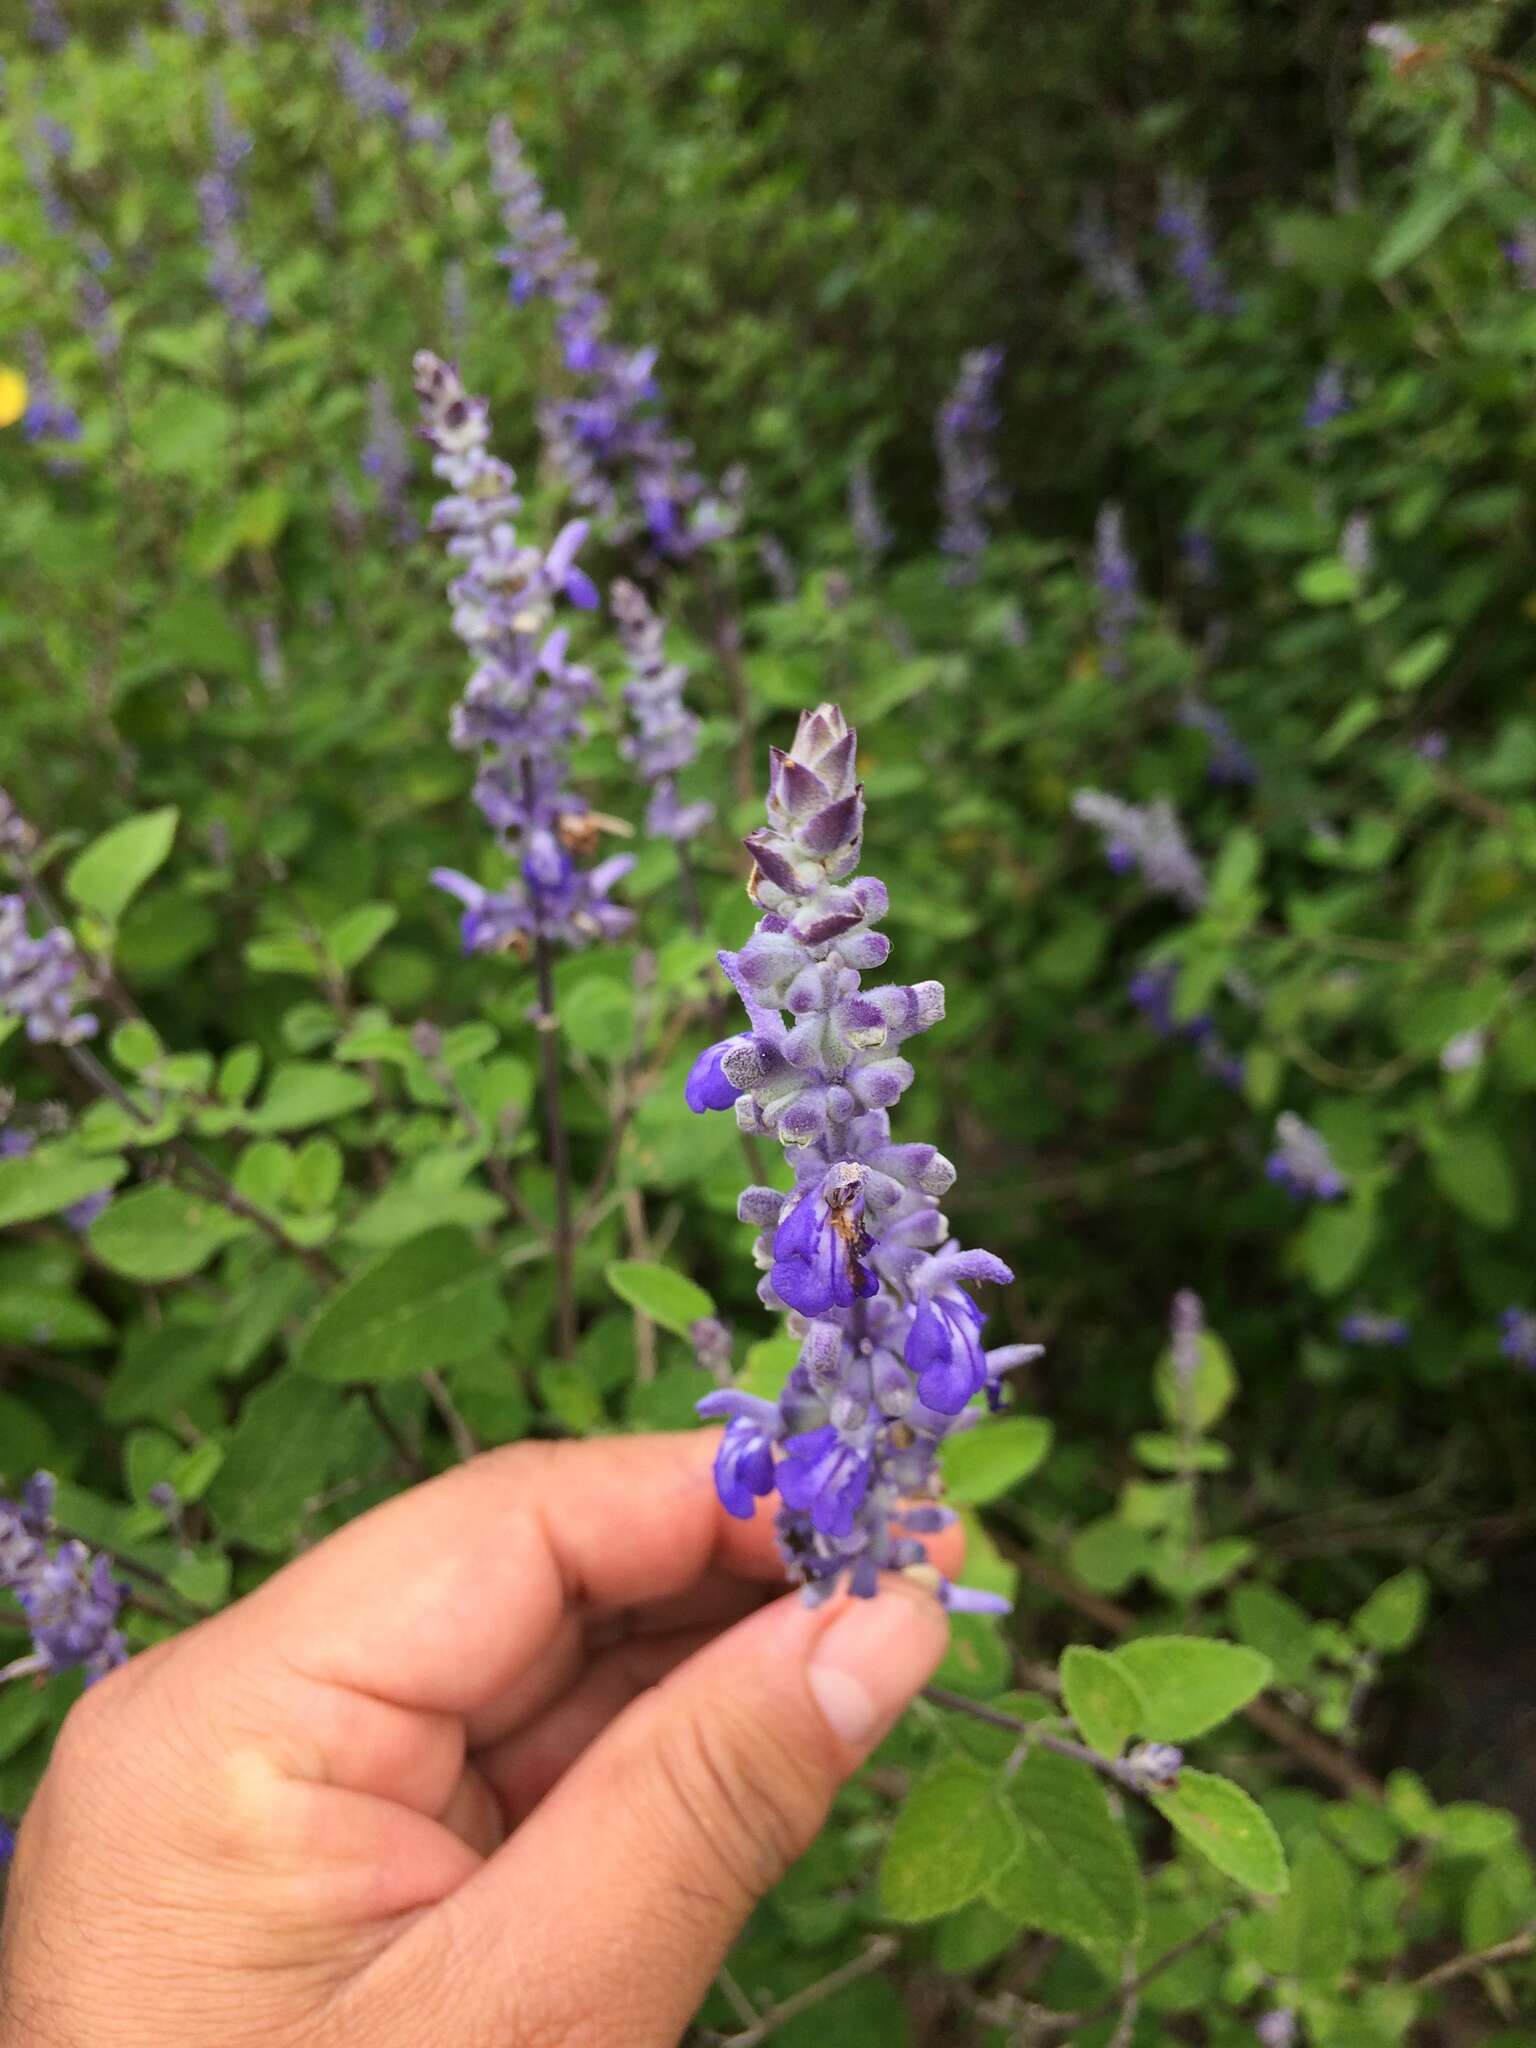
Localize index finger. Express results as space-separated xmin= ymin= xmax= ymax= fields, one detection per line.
xmin=211 ymin=1431 xmax=786 ymax=1720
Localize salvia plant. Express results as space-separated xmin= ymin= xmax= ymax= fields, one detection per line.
xmin=0 ymin=5 xmax=1534 ymax=2043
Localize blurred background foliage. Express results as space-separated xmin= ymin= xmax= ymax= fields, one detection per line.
xmin=5 ymin=0 xmax=1536 ymax=2038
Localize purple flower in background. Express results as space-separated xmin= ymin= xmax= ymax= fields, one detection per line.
xmin=362 ymin=377 xmax=417 ymax=540
xmin=1179 ymin=696 xmax=1257 ymax=786
xmin=0 ymin=1474 xmax=126 ymax=1685
xmin=1072 ymin=195 xmax=1145 ymax=312
xmin=1415 ymin=730 xmax=1448 ymax=763
xmin=1499 ymin=1308 xmax=1536 ymax=1370
xmin=690 ymin=1317 xmax=733 ymax=1378
xmin=1339 ymin=1311 xmax=1410 ymax=1347
xmin=218 ymin=0 xmax=255 ymax=47
xmin=1156 ymin=177 xmax=1239 ymax=316
xmin=935 ymin=345 xmax=1005 ymax=582
xmin=22 ymin=116 xmax=76 ymax=237
xmin=1266 ymin=1112 xmax=1347 ymax=1202
xmin=0 ymin=896 xmax=98 ymax=1046
xmin=334 ymin=38 xmax=446 ymax=147
xmin=415 ymin=352 xmax=633 ymax=955
xmin=1132 ymin=966 xmax=1243 ymax=1089
xmin=76 ymin=271 xmax=120 ymax=365
xmin=1503 ymin=223 xmax=1536 ymax=290
xmin=63 ymin=1189 xmax=112 ymax=1233
xmin=489 ymin=115 xmax=737 ymax=562
xmin=1125 ymin=1741 xmax=1184 ymax=1790
xmin=19 ymin=335 xmax=82 ymax=448
xmin=612 ymin=579 xmax=713 ymax=845
xmin=442 ymin=260 xmax=470 ymax=358
xmin=29 ymin=0 xmax=69 ymax=51
xmin=1073 ymin=790 xmax=1207 ymax=909
xmin=1181 ymin=525 xmax=1217 ymax=585
xmin=1170 ymin=1290 xmax=1203 ymax=1385
xmin=1367 ymin=23 xmax=1424 ymax=68
xmin=1255 ymin=2011 xmax=1298 ymax=2048
xmin=848 ymin=458 xmax=893 ymax=566
xmin=689 ymin=704 xmax=1037 ymax=1607
xmin=1093 ymin=503 xmax=1139 ymax=675
xmin=0 ymin=791 xmax=38 ymax=862
xmin=759 ymin=535 xmax=798 ymax=602
xmin=363 ymin=1 xmax=414 ymax=52
xmin=171 ymin=0 xmax=208 ymax=33
xmin=198 ymin=86 xmax=266 ymax=329
xmin=1340 ymin=511 xmax=1374 ymax=579
xmin=1440 ymin=1027 xmax=1486 ymax=1074
xmin=1305 ymin=363 xmax=1350 ymax=433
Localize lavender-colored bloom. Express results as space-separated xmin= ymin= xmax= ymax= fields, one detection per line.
xmin=0 ymin=1821 xmax=13 ymax=1865
xmin=488 ymin=116 xmax=736 ymax=563
xmin=1367 ymin=23 xmax=1423 ymax=66
xmin=1340 ymin=511 xmax=1374 ymax=580
xmin=1093 ymin=503 xmax=1139 ymax=675
xmin=198 ymin=93 xmax=266 ymax=330
xmin=935 ymin=345 xmax=1005 ymax=583
xmin=208 ymin=82 xmax=252 ymax=185
xmin=1179 ymin=695 xmax=1257 ymax=786
xmin=171 ymin=0 xmax=208 ymax=33
xmin=1415 ymin=729 xmax=1448 ymax=763
xmin=1504 ymin=224 xmax=1536 ymax=291
xmin=1339 ymin=1311 xmax=1410 ymax=1347
xmin=363 ymin=1 xmax=414 ymax=52
xmin=29 ymin=0 xmax=69 ymax=51
xmin=848 ymin=458 xmax=892 ymax=565
xmin=1499 ymin=1308 xmax=1536 ymax=1370
xmin=1181 ymin=525 xmax=1217 ymax=585
xmin=0 ymin=896 xmax=97 ymax=1046
xmin=416 ymin=352 xmax=633 ymax=955
xmin=1125 ymin=1741 xmax=1183 ymax=1790
xmin=362 ymin=377 xmax=417 ymax=540
xmin=691 ymin=705 xmax=1032 ymax=1608
xmin=19 ymin=334 xmax=82 ymax=448
xmin=1155 ymin=177 xmax=1239 ymax=317
xmin=613 ymin=578 xmax=713 ymax=845
xmin=0 ymin=790 xmax=38 ymax=863
xmin=1072 ymin=195 xmax=1145 ymax=312
xmin=63 ymin=1189 xmax=112 ymax=1233
xmin=1073 ymin=790 xmax=1207 ymax=910
xmin=1170 ymin=1289 xmax=1203 ymax=1386
xmin=218 ymin=0 xmax=255 ymax=47
xmin=0 ymin=1474 xmax=126 ymax=1685
xmin=76 ymin=272 xmax=119 ymax=366
xmin=1266 ymin=1112 xmax=1348 ymax=1202
xmin=690 ymin=1317 xmax=733 ymax=1377
xmin=1304 ymin=363 xmax=1350 ymax=433
xmin=333 ymin=38 xmax=445 ymax=147
xmin=22 ymin=117 xmax=75 ymax=238
xmin=1440 ymin=1027 xmax=1486 ymax=1073
xmin=759 ymin=535 xmax=798 ymax=603
xmin=442 ymin=260 xmax=470 ymax=358
xmin=1256 ymin=2012 xmax=1298 ymax=2048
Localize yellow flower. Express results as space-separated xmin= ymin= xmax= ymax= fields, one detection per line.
xmin=0 ymin=369 xmax=28 ymax=430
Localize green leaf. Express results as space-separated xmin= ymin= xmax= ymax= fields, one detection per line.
xmin=1437 ymin=1802 xmax=1517 ymax=1858
xmin=89 ymin=1184 xmax=252 ymax=1282
xmin=1296 ymin=558 xmax=1360 ymax=606
xmin=604 ymin=1260 xmax=715 ymax=1337
xmin=1386 ymin=631 xmax=1451 ymax=694
xmin=110 ymin=1020 xmax=163 ymax=1071
xmin=104 ymin=1326 xmax=224 ymax=1423
xmin=1425 ymin=1123 xmax=1516 ymax=1231
xmin=1251 ymin=1833 xmax=1355 ymax=1980
xmin=0 ymin=1147 xmax=126 ymax=1229
xmin=990 ymin=1750 xmax=1144 ymax=1957
xmin=297 ymin=1225 xmax=509 ymax=1382
xmin=1372 ymin=179 xmax=1472 ymax=280
xmin=65 ymin=807 xmax=179 ymax=925
xmin=1070 ymin=1515 xmax=1153 ymax=1595
xmin=206 ymin=1377 xmax=347 ymax=1552
xmin=932 ymin=1612 xmax=1012 ymax=1699
xmin=1060 ymin=1644 xmax=1145 ymax=1761
xmin=1153 ymin=1331 xmax=1236 ymax=1431
xmin=939 ymin=1415 xmax=1052 ymax=1504
xmin=1153 ymin=1769 xmax=1289 ymax=1894
xmin=343 ymin=1182 xmax=504 ymax=1248
xmin=326 ymin=903 xmax=398 ymax=971
xmin=1298 ymin=1198 xmax=1378 ymax=1296
xmin=1110 ymin=1636 xmax=1272 ymax=1741
xmin=880 ymin=1754 xmax=1021 ymax=1923
xmin=1351 ymin=1568 xmax=1428 ymax=1653
xmin=0 ymin=1284 xmax=112 ymax=1350
xmin=218 ymin=1045 xmax=262 ymax=1104
xmin=249 ymin=1062 xmax=374 ymax=1133
xmin=1228 ymin=1584 xmax=1316 ymax=1687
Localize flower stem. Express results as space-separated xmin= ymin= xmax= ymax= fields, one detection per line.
xmin=531 ymin=929 xmax=577 ymax=1361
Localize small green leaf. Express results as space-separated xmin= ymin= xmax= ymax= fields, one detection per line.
xmin=1132 ymin=1432 xmax=1231 ymax=1474
xmin=297 ymin=1225 xmax=510 ymax=1382
xmin=206 ymin=1377 xmax=347 ymax=1552
xmin=110 ymin=1020 xmax=163 ymax=1072
xmin=326 ymin=903 xmax=398 ymax=971
xmin=880 ymin=1754 xmax=1021 ymax=1923
xmin=1436 ymin=1802 xmax=1517 ymax=1858
xmin=939 ymin=1415 xmax=1052 ymax=1504
xmin=1351 ymin=1568 xmax=1428 ymax=1653
xmin=1295 ymin=558 xmax=1360 ymax=606
xmin=604 ymin=1260 xmax=715 ymax=1337
xmin=1298 ymin=1198 xmax=1378 ymax=1296
xmin=1070 ymin=1515 xmax=1153 ymax=1594
xmin=990 ymin=1750 xmax=1144 ymax=1956
xmin=1061 ymin=1644 xmax=1146 ymax=1761
xmin=1425 ymin=1123 xmax=1516 ymax=1232
xmin=1110 ymin=1636 xmax=1272 ymax=1741
xmin=248 ymin=1062 xmax=374 ymax=1133
xmin=65 ymin=807 xmax=179 ymax=925
xmin=1153 ymin=1331 xmax=1236 ymax=1431
xmin=1228 ymin=1584 xmax=1317 ymax=1687
xmin=1153 ymin=1768 xmax=1289 ymax=1894
xmin=89 ymin=1185 xmax=252 ymax=1282
xmin=0 ymin=1147 xmax=127 ymax=1230
xmin=1386 ymin=630 xmax=1451 ymax=693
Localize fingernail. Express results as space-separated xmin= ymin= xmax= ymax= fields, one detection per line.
xmin=807 ymin=1584 xmax=949 ymax=1752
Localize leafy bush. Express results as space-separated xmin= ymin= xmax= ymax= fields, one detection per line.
xmin=1 ymin=4 xmax=1534 ymax=2042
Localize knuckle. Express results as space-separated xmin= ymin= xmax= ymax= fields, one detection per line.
xmin=648 ymin=1695 xmax=827 ymax=1905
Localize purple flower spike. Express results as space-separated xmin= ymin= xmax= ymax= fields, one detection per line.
xmin=692 ymin=705 xmax=1027 ymax=1609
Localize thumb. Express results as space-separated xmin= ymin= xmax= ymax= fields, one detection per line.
xmin=412 ymin=1581 xmax=949 ymax=2048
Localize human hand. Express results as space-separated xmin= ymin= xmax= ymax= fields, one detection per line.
xmin=0 ymin=1432 xmax=954 ymax=2048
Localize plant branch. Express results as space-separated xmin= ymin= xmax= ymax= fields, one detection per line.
xmin=1410 ymin=1926 xmax=1536 ymax=1992
xmin=715 ymin=1937 xmax=898 ymax=2048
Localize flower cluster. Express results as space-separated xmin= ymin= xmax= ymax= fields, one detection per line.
xmin=1169 ymin=1289 xmax=1203 ymax=1385
xmin=198 ymin=84 xmax=267 ymax=329
xmin=847 ymin=458 xmax=892 ymax=567
xmin=1072 ymin=196 xmax=1145 ymax=313
xmin=0 ymin=895 xmax=98 ymax=1046
xmin=1178 ymin=695 xmax=1257 ymax=787
xmin=22 ymin=116 xmax=76 ymax=237
xmin=1339 ymin=1311 xmax=1409 ymax=1347
xmin=688 ymin=705 xmax=1034 ymax=1606
xmin=1340 ymin=510 xmax=1374 ymax=579
xmin=1093 ymin=503 xmax=1139 ymax=674
xmin=1155 ymin=177 xmax=1239 ymax=317
xmin=1266 ymin=1112 xmax=1347 ymax=1202
xmin=1129 ymin=964 xmax=1243 ymax=1090
xmin=1499 ymin=1308 xmax=1536 ymax=1371
xmin=935 ymin=345 xmax=1005 ymax=582
xmin=414 ymin=351 xmax=634 ymax=954
xmin=29 ymin=0 xmax=68 ymax=52
xmin=488 ymin=116 xmax=737 ymax=562
xmin=611 ymin=579 xmax=713 ymax=844
xmin=1440 ymin=1027 xmax=1486 ymax=1074
xmin=1072 ymin=790 xmax=1207 ymax=910
xmin=1304 ymin=363 xmax=1350 ymax=433
xmin=333 ymin=38 xmax=446 ymax=148
xmin=1503 ymin=224 xmax=1536 ymax=292
xmin=362 ymin=377 xmax=417 ymax=541
xmin=0 ymin=1474 xmax=126 ymax=1686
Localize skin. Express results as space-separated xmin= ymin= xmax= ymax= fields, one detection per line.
xmin=0 ymin=1431 xmax=955 ymax=2048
